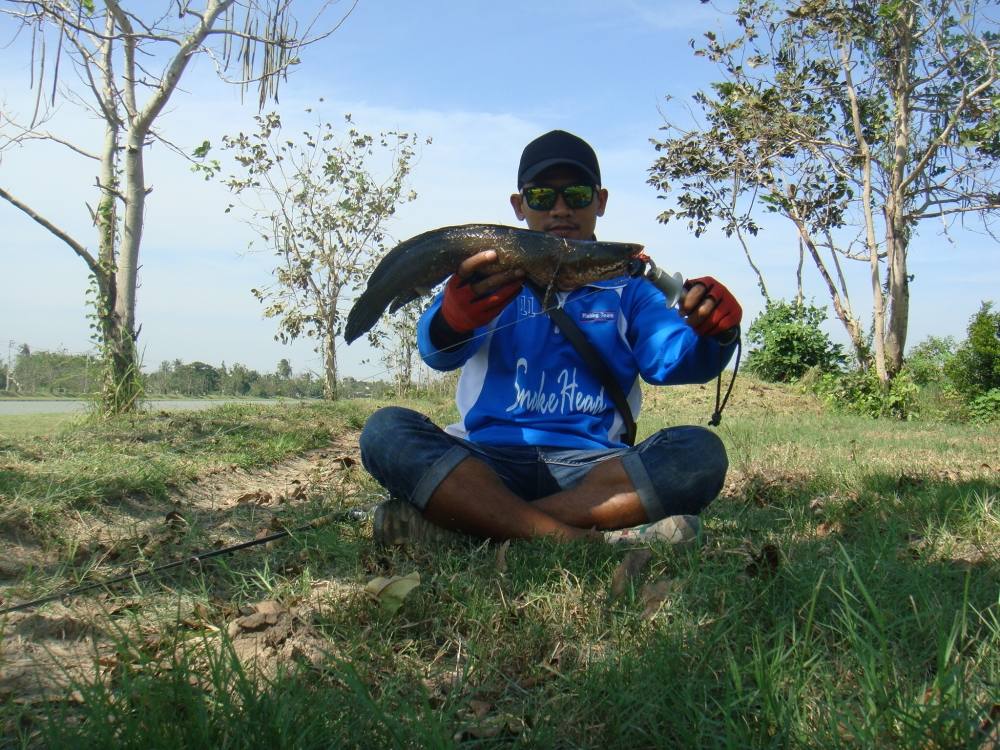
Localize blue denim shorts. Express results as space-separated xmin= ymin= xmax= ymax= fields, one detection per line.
xmin=359 ymin=406 xmax=728 ymax=522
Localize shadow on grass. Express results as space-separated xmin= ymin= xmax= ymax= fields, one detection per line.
xmin=6 ymin=467 xmax=997 ymax=748
xmin=544 ymin=472 xmax=1000 ymax=748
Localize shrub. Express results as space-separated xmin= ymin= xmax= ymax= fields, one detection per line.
xmin=904 ymin=335 xmax=956 ymax=386
xmin=967 ymin=388 xmax=1000 ymax=423
xmin=744 ymin=299 xmax=846 ymax=382
xmin=944 ymin=302 xmax=1000 ymax=403
xmin=811 ymin=367 xmax=919 ymax=420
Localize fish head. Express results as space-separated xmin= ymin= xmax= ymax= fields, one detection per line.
xmin=549 ymin=240 xmax=646 ymax=290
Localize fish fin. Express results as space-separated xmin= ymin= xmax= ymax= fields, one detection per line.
xmin=388 ymin=291 xmax=419 ymax=314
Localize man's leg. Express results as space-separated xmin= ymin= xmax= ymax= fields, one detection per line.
xmin=362 ymin=410 xmax=726 ymax=544
xmin=360 ymin=406 xmax=591 ymax=543
xmin=423 ymin=456 xmax=592 ymax=541
xmin=426 ymin=424 xmax=728 ymax=540
xmin=536 ymin=425 xmax=729 ymax=531
xmin=531 ymin=456 xmax=646 ymax=529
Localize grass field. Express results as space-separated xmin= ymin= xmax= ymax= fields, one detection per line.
xmin=0 ymin=382 xmax=997 ymax=748
xmin=0 ymin=413 xmax=84 ymax=439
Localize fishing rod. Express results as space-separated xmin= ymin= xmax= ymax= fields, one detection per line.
xmin=0 ymin=505 xmax=373 ymax=616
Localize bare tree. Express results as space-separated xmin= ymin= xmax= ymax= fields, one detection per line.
xmin=650 ymin=0 xmax=999 ymax=382
xmin=0 ymin=0 xmax=355 ymax=415
xmin=203 ymin=108 xmax=426 ymax=399
xmin=379 ymin=298 xmax=427 ymax=397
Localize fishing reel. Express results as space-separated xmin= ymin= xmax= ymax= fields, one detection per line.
xmin=627 ymin=255 xmax=686 ymax=307
xmin=628 ymin=255 xmax=740 ymax=345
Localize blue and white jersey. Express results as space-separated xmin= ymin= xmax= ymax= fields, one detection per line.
xmin=417 ymin=275 xmax=736 ymax=450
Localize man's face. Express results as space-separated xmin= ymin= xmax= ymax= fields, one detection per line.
xmin=510 ymin=165 xmax=609 ymax=241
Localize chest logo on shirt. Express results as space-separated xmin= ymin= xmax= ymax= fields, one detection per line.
xmin=579 ymin=310 xmax=616 ymax=323
xmin=506 ymin=358 xmax=607 ymax=416
xmin=517 ymin=296 xmax=543 ymax=318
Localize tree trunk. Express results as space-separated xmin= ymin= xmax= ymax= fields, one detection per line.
xmin=883 ymin=210 xmax=910 ymax=379
xmin=90 ymin=14 xmax=141 ymax=414
xmin=117 ymin=132 xmax=144 ymax=347
xmin=107 ymin=129 xmax=145 ymax=410
xmin=883 ymin=7 xmax=914 ymax=380
xmin=791 ymin=217 xmax=868 ymax=366
xmin=795 ymin=237 xmax=804 ymax=306
xmin=322 ymin=327 xmax=339 ymax=400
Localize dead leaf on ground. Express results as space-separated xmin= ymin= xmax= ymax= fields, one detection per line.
xmin=364 ymin=571 xmax=421 ymax=614
xmin=164 ymin=510 xmax=187 ymax=527
xmin=468 ymin=699 xmax=492 ymax=719
xmin=639 ymin=578 xmax=680 ymax=620
xmin=227 ymin=599 xmax=288 ymax=637
xmin=609 ymin=548 xmax=653 ymax=601
xmin=235 ymin=490 xmax=272 ymax=506
xmin=815 ymin=521 xmax=843 ymax=538
xmin=454 ymin=713 xmax=526 ymax=742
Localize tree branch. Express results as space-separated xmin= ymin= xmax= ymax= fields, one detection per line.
xmin=0 ymin=185 xmax=100 ymax=274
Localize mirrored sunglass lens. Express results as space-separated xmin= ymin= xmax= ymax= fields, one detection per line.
xmin=525 ymin=187 xmax=557 ymax=210
xmin=563 ymin=185 xmax=594 ymax=207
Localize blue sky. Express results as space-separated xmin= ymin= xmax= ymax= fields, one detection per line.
xmin=2 ymin=1 xmax=996 ymax=381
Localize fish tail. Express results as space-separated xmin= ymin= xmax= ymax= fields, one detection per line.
xmin=344 ymin=287 xmax=382 ymax=344
xmin=344 ymin=227 xmax=468 ymax=343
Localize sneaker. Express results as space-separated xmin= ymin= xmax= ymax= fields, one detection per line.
xmin=603 ymin=514 xmax=702 ymax=546
xmin=372 ymin=498 xmax=465 ymax=547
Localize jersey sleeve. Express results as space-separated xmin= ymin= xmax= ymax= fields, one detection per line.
xmin=623 ymin=279 xmax=737 ymax=385
xmin=417 ymin=292 xmax=485 ymax=372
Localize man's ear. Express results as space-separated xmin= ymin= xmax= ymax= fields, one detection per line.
xmin=595 ymin=187 xmax=609 ymax=217
xmin=510 ymin=192 xmax=526 ymax=221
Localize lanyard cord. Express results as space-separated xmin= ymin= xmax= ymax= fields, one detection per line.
xmin=709 ymin=336 xmax=741 ymax=427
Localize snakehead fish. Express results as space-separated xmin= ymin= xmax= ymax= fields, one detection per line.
xmin=344 ymin=224 xmax=646 ymax=344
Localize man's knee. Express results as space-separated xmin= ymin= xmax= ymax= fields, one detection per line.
xmin=359 ymin=406 xmax=422 ymax=462
xmin=681 ymin=427 xmax=727 ymax=512
xmin=642 ymin=425 xmax=729 ymax=516
xmin=693 ymin=427 xmax=728 ymax=486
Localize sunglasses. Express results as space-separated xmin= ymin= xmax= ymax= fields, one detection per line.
xmin=521 ymin=184 xmax=596 ymax=211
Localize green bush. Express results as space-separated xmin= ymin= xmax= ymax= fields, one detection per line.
xmin=744 ymin=299 xmax=846 ymax=382
xmin=968 ymin=388 xmax=1000 ymax=423
xmin=944 ymin=302 xmax=1000 ymax=402
xmin=811 ymin=367 xmax=919 ymax=420
xmin=904 ymin=335 xmax=956 ymax=386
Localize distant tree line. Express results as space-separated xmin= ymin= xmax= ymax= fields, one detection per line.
xmin=0 ymin=348 xmax=397 ymax=400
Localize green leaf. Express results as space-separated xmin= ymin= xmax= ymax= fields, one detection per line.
xmin=192 ymin=140 xmax=212 ymax=159
xmin=364 ymin=571 xmax=421 ymax=614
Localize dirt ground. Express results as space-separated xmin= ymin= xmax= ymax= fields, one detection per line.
xmin=0 ymin=430 xmax=369 ymax=709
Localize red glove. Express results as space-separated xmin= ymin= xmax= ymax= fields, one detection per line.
xmin=440 ymin=273 xmax=522 ymax=333
xmin=682 ymin=276 xmax=742 ymax=338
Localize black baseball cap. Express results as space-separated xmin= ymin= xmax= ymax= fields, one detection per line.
xmin=517 ymin=130 xmax=601 ymax=188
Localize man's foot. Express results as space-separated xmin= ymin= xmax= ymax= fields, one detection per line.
xmin=372 ymin=498 xmax=466 ymax=547
xmin=603 ymin=515 xmax=702 ymax=546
